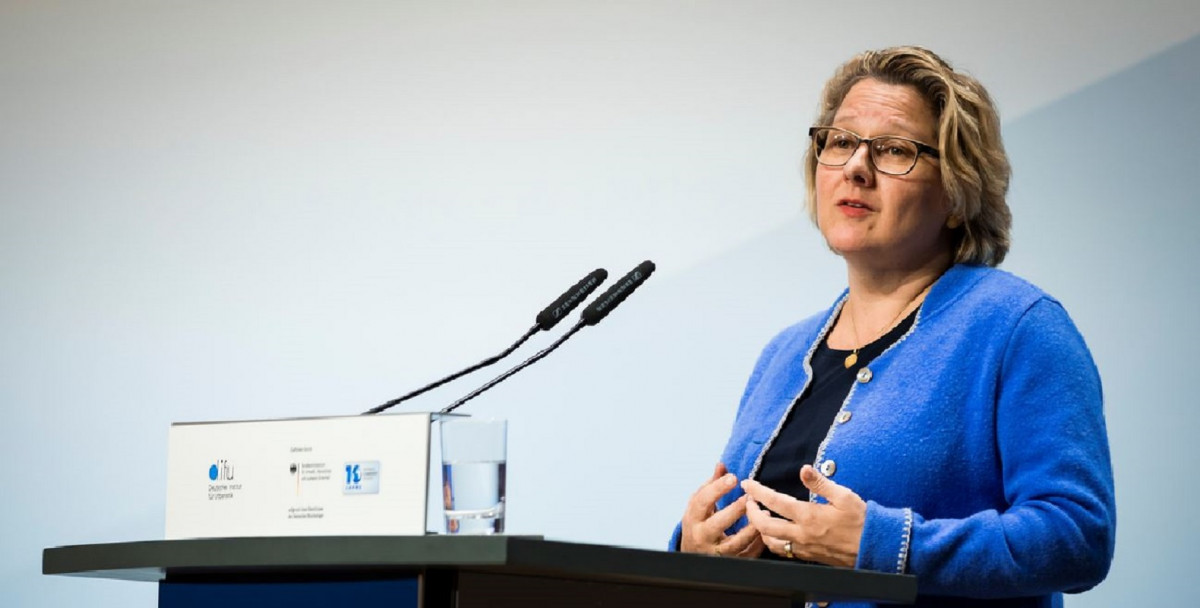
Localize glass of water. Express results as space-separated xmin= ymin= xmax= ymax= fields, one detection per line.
xmin=440 ymin=417 xmax=506 ymax=534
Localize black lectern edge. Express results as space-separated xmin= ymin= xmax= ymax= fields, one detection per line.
xmin=43 ymin=535 xmax=531 ymax=578
xmin=506 ymin=538 xmax=915 ymax=603
xmin=43 ymin=535 xmax=918 ymax=604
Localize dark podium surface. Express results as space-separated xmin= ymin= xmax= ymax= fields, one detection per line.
xmin=44 ymin=535 xmax=917 ymax=607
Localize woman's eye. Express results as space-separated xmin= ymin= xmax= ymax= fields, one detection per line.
xmin=878 ymin=142 xmax=914 ymax=157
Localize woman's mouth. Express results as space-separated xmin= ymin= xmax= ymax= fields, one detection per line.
xmin=838 ymin=199 xmax=873 ymax=216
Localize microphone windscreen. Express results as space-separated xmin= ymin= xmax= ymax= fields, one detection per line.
xmin=579 ymin=260 xmax=655 ymax=326
xmin=535 ymin=268 xmax=609 ymax=331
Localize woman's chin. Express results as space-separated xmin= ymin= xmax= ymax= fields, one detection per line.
xmin=822 ymin=236 xmax=873 ymax=259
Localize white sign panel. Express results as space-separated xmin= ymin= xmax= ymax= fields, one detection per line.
xmin=165 ymin=413 xmax=431 ymax=539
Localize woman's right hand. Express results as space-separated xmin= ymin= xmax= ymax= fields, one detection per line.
xmin=679 ymin=463 xmax=764 ymax=558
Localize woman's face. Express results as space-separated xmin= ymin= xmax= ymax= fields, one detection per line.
xmin=815 ymin=78 xmax=953 ymax=271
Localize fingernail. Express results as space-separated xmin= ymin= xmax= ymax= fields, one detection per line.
xmin=723 ymin=474 xmax=735 ymax=487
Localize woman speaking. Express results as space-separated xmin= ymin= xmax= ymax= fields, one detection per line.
xmin=672 ymin=46 xmax=1115 ymax=607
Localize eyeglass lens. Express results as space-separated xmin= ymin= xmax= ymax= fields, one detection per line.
xmin=813 ymin=128 xmax=921 ymax=175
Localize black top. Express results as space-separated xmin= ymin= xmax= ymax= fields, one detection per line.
xmin=755 ymin=307 xmax=918 ymax=502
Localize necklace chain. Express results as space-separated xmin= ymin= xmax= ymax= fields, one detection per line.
xmin=843 ymin=283 xmax=934 ymax=369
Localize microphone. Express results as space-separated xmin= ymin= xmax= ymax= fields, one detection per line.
xmin=440 ymin=260 xmax=656 ymax=414
xmin=362 ymin=268 xmax=609 ymax=415
xmin=536 ymin=268 xmax=609 ymax=331
xmin=579 ymin=260 xmax=655 ymax=326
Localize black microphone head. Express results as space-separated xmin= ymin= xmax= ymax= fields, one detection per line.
xmin=535 ymin=268 xmax=609 ymax=331
xmin=579 ymin=260 xmax=655 ymax=326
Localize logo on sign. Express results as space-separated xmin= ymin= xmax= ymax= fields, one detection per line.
xmin=343 ymin=461 xmax=380 ymax=495
xmin=207 ymin=459 xmax=240 ymax=501
xmin=208 ymin=459 xmax=234 ymax=481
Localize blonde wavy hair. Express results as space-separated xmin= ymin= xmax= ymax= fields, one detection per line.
xmin=804 ymin=46 xmax=1012 ymax=267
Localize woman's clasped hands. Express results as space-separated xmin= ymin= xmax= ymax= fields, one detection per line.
xmin=681 ymin=463 xmax=868 ymax=568
xmin=679 ymin=463 xmax=765 ymax=558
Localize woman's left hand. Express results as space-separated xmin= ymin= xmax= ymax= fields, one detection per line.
xmin=740 ymin=464 xmax=867 ymax=568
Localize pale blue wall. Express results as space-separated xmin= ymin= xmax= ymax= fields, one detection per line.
xmin=1002 ymin=34 xmax=1200 ymax=605
xmin=1 ymin=4 xmax=1197 ymax=605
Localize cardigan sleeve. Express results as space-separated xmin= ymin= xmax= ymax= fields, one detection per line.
xmin=855 ymin=298 xmax=1116 ymax=597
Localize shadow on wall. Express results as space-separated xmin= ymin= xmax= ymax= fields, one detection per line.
xmin=987 ymin=34 xmax=1200 ymax=605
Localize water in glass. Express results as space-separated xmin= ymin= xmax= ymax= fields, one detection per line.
xmin=442 ymin=460 xmax=506 ymax=534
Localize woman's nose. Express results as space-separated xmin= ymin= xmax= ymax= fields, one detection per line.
xmin=842 ymin=143 xmax=875 ymax=186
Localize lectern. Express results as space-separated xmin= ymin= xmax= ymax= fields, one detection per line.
xmin=44 ymin=535 xmax=916 ymax=607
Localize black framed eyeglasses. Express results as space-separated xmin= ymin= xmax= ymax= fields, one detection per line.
xmin=809 ymin=126 xmax=940 ymax=176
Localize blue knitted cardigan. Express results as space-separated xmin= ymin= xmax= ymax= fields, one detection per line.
xmin=670 ymin=264 xmax=1115 ymax=607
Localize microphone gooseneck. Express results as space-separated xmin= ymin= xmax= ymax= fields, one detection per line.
xmin=362 ymin=268 xmax=609 ymax=415
xmin=440 ymin=260 xmax=656 ymax=414
xmin=439 ymin=324 xmax=584 ymax=415
xmin=362 ymin=325 xmax=539 ymax=415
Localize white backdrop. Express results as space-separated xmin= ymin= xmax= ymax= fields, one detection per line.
xmin=3 ymin=2 xmax=1199 ymax=605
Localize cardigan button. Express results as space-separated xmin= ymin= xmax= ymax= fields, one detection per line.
xmin=856 ymin=367 xmax=873 ymax=383
xmin=836 ymin=410 xmax=852 ymax=424
xmin=819 ymin=459 xmax=837 ymax=477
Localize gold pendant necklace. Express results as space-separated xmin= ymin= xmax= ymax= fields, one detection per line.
xmin=843 ymin=350 xmax=858 ymax=369
xmin=842 ymin=283 xmax=934 ymax=369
